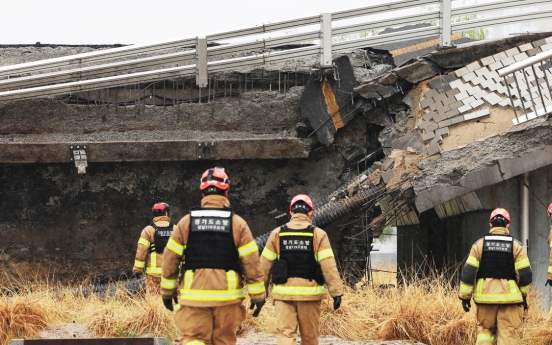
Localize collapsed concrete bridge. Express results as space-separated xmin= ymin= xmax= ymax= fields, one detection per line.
xmin=1 ymin=4 xmax=552 ymax=286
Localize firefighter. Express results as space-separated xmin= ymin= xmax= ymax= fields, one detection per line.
xmin=133 ymin=202 xmax=174 ymax=293
xmin=261 ymin=194 xmax=344 ymax=345
xmin=160 ymin=167 xmax=265 ymax=345
xmin=458 ymin=208 xmax=532 ymax=345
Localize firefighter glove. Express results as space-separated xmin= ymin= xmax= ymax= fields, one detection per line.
xmin=333 ymin=296 xmax=342 ymax=310
xmin=522 ymin=297 xmax=528 ymax=311
xmin=545 ymin=280 xmax=552 ymax=286
xmin=162 ymin=298 xmax=174 ymax=311
xmin=250 ymin=301 xmax=265 ymax=317
xmin=461 ymin=299 xmax=471 ymax=312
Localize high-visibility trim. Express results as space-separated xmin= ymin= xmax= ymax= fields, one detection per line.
xmin=134 ymin=259 xmax=145 ymax=269
xmin=185 ymin=340 xmax=205 ymax=345
xmin=459 ymin=282 xmax=473 ymax=295
xmin=280 ymin=232 xmax=314 ymax=237
xmin=519 ymin=284 xmax=530 ymax=294
xmin=179 ymin=288 xmax=245 ymax=301
xmin=476 ymin=333 xmax=495 ymax=342
xmin=227 ymin=271 xmax=238 ymax=291
xmin=548 ymin=266 xmax=552 ymax=274
xmin=190 ymin=209 xmax=232 ymax=218
xmin=184 ymin=270 xmax=194 ymax=290
xmin=238 ymin=240 xmax=258 ymax=258
xmin=466 ymin=255 xmax=480 ymax=268
xmin=262 ymin=247 xmax=279 ymax=261
xmin=247 ymin=281 xmax=266 ymax=295
xmin=473 ymin=278 xmax=522 ymax=303
xmin=550 ymin=305 xmax=552 ymax=314
xmin=166 ymin=238 xmax=185 ymax=256
xmin=515 ymin=257 xmax=530 ymax=270
xmin=550 ymin=240 xmax=552 ymax=248
xmin=145 ymin=252 xmax=159 ymax=275
xmin=160 ymin=277 xmax=178 ymax=290
xmin=316 ymin=248 xmax=334 ymax=262
xmin=272 ymin=285 xmax=327 ymax=296
xmin=138 ymin=237 xmax=151 ymax=247
xmin=146 ymin=266 xmax=162 ymax=275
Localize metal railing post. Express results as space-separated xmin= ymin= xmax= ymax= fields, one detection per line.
xmin=320 ymin=13 xmax=333 ymax=68
xmin=196 ymin=36 xmax=207 ymax=88
xmin=440 ymin=0 xmax=452 ymax=47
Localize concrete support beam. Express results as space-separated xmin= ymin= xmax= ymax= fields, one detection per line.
xmin=0 ymin=138 xmax=309 ymax=164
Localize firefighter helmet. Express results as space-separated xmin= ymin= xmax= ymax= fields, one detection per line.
xmin=199 ymin=167 xmax=230 ymax=191
xmin=489 ymin=208 xmax=510 ymax=224
xmin=290 ymin=194 xmax=314 ymax=213
xmin=152 ymin=202 xmax=170 ymax=217
xmin=548 ymin=203 xmax=552 ymax=217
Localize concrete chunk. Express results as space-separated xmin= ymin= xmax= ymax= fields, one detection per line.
xmin=432 ymin=111 xmax=447 ymax=122
xmin=422 ymin=130 xmax=435 ymax=142
xmin=532 ymin=39 xmax=547 ymax=47
xmin=519 ymin=43 xmax=533 ymax=52
xmin=395 ymin=60 xmax=440 ymax=83
xmin=420 ymin=97 xmax=434 ymax=109
xmin=493 ymin=52 xmax=508 ymax=61
xmin=427 ymin=140 xmax=441 ymax=156
xmin=455 ymin=67 xmax=470 ymax=77
xmin=423 ymin=111 xmax=436 ymax=121
xmin=418 ymin=119 xmax=433 ymax=129
xmin=382 ymin=158 xmax=395 ymax=171
xmin=449 ymin=79 xmax=464 ymax=89
xmin=382 ymin=169 xmax=395 ymax=184
xmin=435 ymin=127 xmax=450 ymax=137
xmin=527 ymin=47 xmax=542 ymax=56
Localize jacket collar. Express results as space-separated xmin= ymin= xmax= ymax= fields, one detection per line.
xmin=290 ymin=213 xmax=313 ymax=224
xmin=153 ymin=215 xmax=171 ymax=223
xmin=489 ymin=227 xmax=510 ymax=235
xmin=201 ymin=194 xmax=231 ymax=208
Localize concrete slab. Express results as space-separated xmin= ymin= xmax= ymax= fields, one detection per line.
xmin=519 ymin=43 xmax=533 ymax=52
xmin=466 ymin=61 xmax=481 ymax=72
xmin=499 ymin=146 xmax=552 ymax=180
xmin=458 ymin=104 xmax=472 ymax=113
xmin=546 ymin=37 xmax=552 ymax=44
xmin=480 ymin=56 xmax=496 ymax=66
xmin=445 ymin=109 xmax=460 ymax=118
xmin=459 ymin=164 xmax=503 ymax=191
xmin=427 ymin=140 xmax=441 ymax=157
xmin=455 ymin=67 xmax=470 ymax=77
xmin=442 ymin=96 xmax=454 ymax=106
xmin=382 ymin=158 xmax=395 ymax=171
xmin=533 ymin=39 xmax=548 ymax=47
xmin=422 ymin=130 xmax=435 ymax=142
xmin=470 ymin=99 xmax=485 ymax=109
xmin=527 ymin=47 xmax=542 ymax=56
xmin=489 ymin=61 xmax=504 ymax=71
xmin=445 ymin=88 xmax=461 ymax=98
xmin=433 ymin=111 xmax=447 ymax=122
xmin=514 ymin=52 xmax=529 ymax=62
xmin=462 ymin=72 xmax=476 ymax=82
xmin=438 ymin=119 xmax=452 ymax=128
xmin=462 ymin=96 xmax=476 ymax=105
xmin=435 ymin=127 xmax=449 ymax=137
xmin=502 ymin=57 xmax=516 ymax=66
xmin=493 ymin=52 xmax=508 ymax=61
xmin=418 ymin=120 xmax=433 ymax=129
xmin=382 ymin=169 xmax=395 ymax=184
xmin=449 ymin=101 xmax=464 ymax=110
xmin=429 ymin=78 xmax=445 ymax=89
xmin=415 ymin=185 xmax=472 ymax=213
xmin=474 ymin=68 xmax=488 ymax=77
xmin=436 ymin=84 xmax=452 ymax=94
xmin=449 ymin=79 xmax=464 ymax=89
xmin=474 ymin=89 xmax=488 ymax=99
xmin=430 ymin=134 xmax=443 ymax=145
xmin=467 ymin=85 xmax=482 ymax=96
xmin=443 ymin=74 xmax=458 ymax=83
xmin=420 ymin=97 xmax=434 ymax=109
xmin=450 ymin=115 xmax=465 ymax=125
xmin=425 ymin=89 xmax=439 ymax=99
xmin=505 ymin=47 xmax=520 ymax=57
xmin=455 ymin=91 xmax=469 ymax=101
xmin=541 ymin=43 xmax=552 ymax=52
xmin=423 ymin=111 xmax=436 ymax=121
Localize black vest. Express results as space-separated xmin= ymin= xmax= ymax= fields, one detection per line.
xmin=279 ymin=225 xmax=317 ymax=280
xmin=185 ymin=207 xmax=240 ymax=272
xmin=477 ymin=234 xmax=516 ymax=280
xmin=151 ymin=223 xmax=174 ymax=253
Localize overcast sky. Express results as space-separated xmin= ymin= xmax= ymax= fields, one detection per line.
xmin=1 ymin=0 xmax=550 ymax=45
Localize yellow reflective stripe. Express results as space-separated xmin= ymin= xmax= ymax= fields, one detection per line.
xmin=519 ymin=284 xmax=530 ymax=294
xmin=476 ymin=333 xmax=495 ymax=342
xmin=179 ymin=288 xmax=245 ymax=301
xmin=186 ymin=340 xmax=205 ymax=345
xmin=473 ymin=279 xmax=523 ymax=303
xmin=138 ymin=237 xmax=151 ymax=247
xmin=262 ymin=247 xmax=279 ymax=261
xmin=160 ymin=277 xmax=177 ymax=289
xmin=515 ymin=257 xmax=530 ymax=270
xmin=146 ymin=267 xmax=162 ymax=274
xmin=550 ymin=240 xmax=552 ymax=248
xmin=238 ymin=240 xmax=258 ymax=258
xmin=550 ymin=305 xmax=552 ymax=314
xmin=548 ymin=266 xmax=552 ymax=274
xmin=280 ymin=232 xmax=314 ymax=237
xmin=166 ymin=238 xmax=185 ymax=256
xmin=134 ymin=260 xmax=145 ymax=268
xmin=272 ymin=285 xmax=327 ymax=296
xmin=466 ymin=255 xmax=480 ymax=268
xmin=227 ymin=271 xmax=238 ymax=290
xmin=247 ymin=281 xmax=265 ymax=295
xmin=184 ymin=270 xmax=194 ymax=290
xmin=316 ymin=248 xmax=334 ymax=262
xmin=459 ymin=282 xmax=473 ymax=295
xmin=151 ymin=252 xmax=157 ymax=268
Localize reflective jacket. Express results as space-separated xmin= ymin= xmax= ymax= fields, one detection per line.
xmin=547 ymin=226 xmax=552 ymax=280
xmin=261 ymin=213 xmax=344 ymax=301
xmin=133 ymin=215 xmax=173 ymax=277
xmin=458 ymin=227 xmax=532 ymax=304
xmin=160 ymin=195 xmax=265 ymax=307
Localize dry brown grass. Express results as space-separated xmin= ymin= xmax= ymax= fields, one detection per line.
xmin=2 ymin=267 xmax=552 ymax=345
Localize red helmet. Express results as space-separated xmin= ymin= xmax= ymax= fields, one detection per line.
xmin=489 ymin=208 xmax=510 ymax=224
xmin=199 ymin=167 xmax=230 ymax=191
xmin=152 ymin=202 xmax=170 ymax=217
xmin=548 ymin=203 xmax=552 ymax=217
xmin=290 ymin=194 xmax=314 ymax=213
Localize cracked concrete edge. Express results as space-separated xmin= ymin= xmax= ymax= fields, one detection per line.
xmin=415 ymin=145 xmax=552 ymax=212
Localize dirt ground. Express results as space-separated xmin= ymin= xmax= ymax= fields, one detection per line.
xmin=37 ymin=324 xmax=425 ymax=344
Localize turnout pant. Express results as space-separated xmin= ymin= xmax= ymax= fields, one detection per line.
xmin=475 ymin=303 xmax=524 ymax=345
xmin=145 ymin=275 xmax=160 ymax=294
xmin=275 ymin=300 xmax=322 ymax=345
xmin=174 ymin=303 xmax=246 ymax=345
